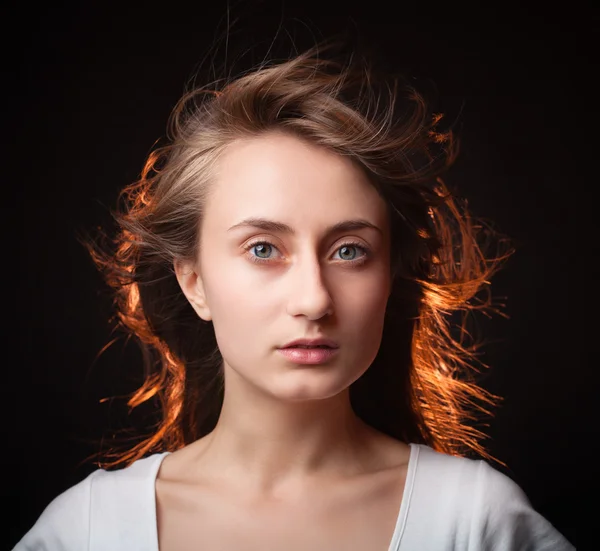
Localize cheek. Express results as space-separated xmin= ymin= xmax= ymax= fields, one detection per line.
xmin=340 ymin=269 xmax=390 ymax=315
xmin=356 ymin=295 xmax=388 ymax=341
xmin=337 ymin=274 xmax=390 ymax=347
xmin=203 ymin=263 xmax=276 ymax=349
xmin=212 ymin=269 xmax=277 ymax=320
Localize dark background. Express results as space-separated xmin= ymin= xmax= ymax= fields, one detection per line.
xmin=6 ymin=1 xmax=590 ymax=549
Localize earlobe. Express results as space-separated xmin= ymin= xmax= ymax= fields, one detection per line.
xmin=173 ymin=259 xmax=212 ymax=321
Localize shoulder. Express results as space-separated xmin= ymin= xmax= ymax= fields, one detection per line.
xmin=408 ymin=444 xmax=575 ymax=550
xmin=13 ymin=468 xmax=98 ymax=551
xmin=13 ymin=453 xmax=169 ymax=551
xmin=471 ymin=459 xmax=575 ymax=550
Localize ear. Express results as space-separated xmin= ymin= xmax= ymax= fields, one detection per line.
xmin=174 ymin=259 xmax=212 ymax=321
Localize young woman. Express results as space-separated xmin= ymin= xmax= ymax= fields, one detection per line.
xmin=15 ymin=45 xmax=575 ymax=550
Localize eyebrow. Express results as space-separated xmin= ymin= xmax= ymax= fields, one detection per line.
xmin=227 ymin=217 xmax=383 ymax=236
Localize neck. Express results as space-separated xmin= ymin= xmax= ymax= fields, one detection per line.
xmin=189 ymin=370 xmax=380 ymax=495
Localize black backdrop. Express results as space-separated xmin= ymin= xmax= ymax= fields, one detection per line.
xmin=6 ymin=2 xmax=589 ymax=549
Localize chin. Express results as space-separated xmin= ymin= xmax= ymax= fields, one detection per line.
xmin=263 ymin=370 xmax=362 ymax=403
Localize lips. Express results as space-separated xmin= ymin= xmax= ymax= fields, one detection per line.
xmin=277 ymin=337 xmax=339 ymax=364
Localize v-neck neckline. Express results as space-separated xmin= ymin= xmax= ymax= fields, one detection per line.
xmin=386 ymin=442 xmax=420 ymax=551
xmin=149 ymin=443 xmax=421 ymax=551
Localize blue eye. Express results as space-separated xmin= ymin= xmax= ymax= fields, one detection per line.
xmin=244 ymin=241 xmax=279 ymax=264
xmin=253 ymin=243 xmax=273 ymax=259
xmin=244 ymin=240 xmax=370 ymax=266
xmin=336 ymin=245 xmax=360 ymax=261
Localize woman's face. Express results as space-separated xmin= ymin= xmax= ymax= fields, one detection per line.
xmin=183 ymin=131 xmax=391 ymax=402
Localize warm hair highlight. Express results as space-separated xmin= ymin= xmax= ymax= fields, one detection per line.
xmin=84 ymin=45 xmax=513 ymax=469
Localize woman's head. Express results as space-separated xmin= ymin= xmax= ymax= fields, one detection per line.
xmin=88 ymin=44 xmax=511 ymax=466
xmin=175 ymin=130 xmax=392 ymax=403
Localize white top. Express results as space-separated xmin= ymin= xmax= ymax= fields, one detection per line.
xmin=14 ymin=443 xmax=575 ymax=550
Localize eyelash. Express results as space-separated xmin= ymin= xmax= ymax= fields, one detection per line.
xmin=243 ymin=240 xmax=370 ymax=266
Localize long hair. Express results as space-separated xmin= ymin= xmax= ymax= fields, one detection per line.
xmin=84 ymin=44 xmax=513 ymax=469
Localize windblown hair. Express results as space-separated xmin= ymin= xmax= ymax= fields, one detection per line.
xmin=86 ymin=45 xmax=513 ymax=468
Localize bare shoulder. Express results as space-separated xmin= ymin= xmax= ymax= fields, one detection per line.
xmin=155 ymin=436 xmax=219 ymax=543
xmin=156 ymin=436 xmax=211 ymax=482
xmin=361 ymin=424 xmax=412 ymax=473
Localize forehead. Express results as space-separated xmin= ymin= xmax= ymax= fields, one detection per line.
xmin=204 ymin=132 xmax=388 ymax=231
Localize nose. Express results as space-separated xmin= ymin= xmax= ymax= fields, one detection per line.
xmin=285 ymin=254 xmax=334 ymax=320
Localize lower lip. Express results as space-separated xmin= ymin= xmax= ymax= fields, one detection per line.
xmin=277 ymin=347 xmax=339 ymax=364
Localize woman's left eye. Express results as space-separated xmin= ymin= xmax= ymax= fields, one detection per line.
xmin=333 ymin=244 xmax=368 ymax=262
xmin=244 ymin=241 xmax=369 ymax=265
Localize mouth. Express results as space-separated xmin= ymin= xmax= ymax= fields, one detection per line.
xmin=285 ymin=345 xmax=333 ymax=349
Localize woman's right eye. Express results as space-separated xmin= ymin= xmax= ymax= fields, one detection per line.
xmin=244 ymin=241 xmax=280 ymax=264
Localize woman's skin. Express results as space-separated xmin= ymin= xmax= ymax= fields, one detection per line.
xmin=160 ymin=131 xmax=412 ymax=550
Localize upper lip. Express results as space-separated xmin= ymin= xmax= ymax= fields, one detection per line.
xmin=280 ymin=337 xmax=339 ymax=349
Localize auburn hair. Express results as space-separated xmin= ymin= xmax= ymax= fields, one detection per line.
xmin=85 ymin=44 xmax=513 ymax=468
